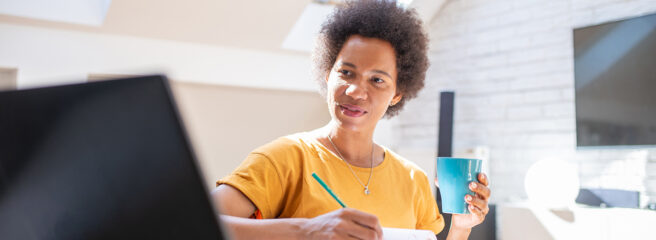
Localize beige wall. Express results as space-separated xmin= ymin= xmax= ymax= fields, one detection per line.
xmin=170 ymin=81 xmax=330 ymax=189
xmin=0 ymin=67 xmax=17 ymax=90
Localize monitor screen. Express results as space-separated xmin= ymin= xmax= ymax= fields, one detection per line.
xmin=0 ymin=76 xmax=226 ymax=239
xmin=574 ymin=12 xmax=656 ymax=147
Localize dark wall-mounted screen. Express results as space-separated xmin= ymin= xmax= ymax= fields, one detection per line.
xmin=574 ymin=12 xmax=656 ymax=147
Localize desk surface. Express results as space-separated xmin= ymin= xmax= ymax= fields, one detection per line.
xmin=499 ymin=202 xmax=656 ymax=240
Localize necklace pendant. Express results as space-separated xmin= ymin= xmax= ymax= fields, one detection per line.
xmin=364 ymin=187 xmax=370 ymax=195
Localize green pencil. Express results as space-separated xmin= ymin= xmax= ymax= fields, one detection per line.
xmin=311 ymin=172 xmax=348 ymax=208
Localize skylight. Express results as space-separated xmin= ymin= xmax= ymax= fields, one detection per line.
xmin=0 ymin=0 xmax=112 ymax=26
xmin=281 ymin=2 xmax=334 ymax=52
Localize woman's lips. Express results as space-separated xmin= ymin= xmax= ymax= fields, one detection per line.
xmin=339 ymin=104 xmax=367 ymax=117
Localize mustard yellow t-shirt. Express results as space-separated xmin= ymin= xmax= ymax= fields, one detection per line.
xmin=217 ymin=132 xmax=444 ymax=234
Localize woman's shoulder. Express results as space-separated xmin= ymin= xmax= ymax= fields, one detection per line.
xmin=250 ymin=132 xmax=318 ymax=160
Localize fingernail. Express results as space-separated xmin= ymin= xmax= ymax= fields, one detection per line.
xmin=471 ymin=182 xmax=477 ymax=189
xmin=466 ymin=195 xmax=472 ymax=201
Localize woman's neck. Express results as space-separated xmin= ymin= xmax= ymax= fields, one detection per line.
xmin=316 ymin=121 xmax=384 ymax=168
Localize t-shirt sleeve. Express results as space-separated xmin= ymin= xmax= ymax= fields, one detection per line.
xmin=216 ymin=152 xmax=285 ymax=219
xmin=415 ymin=172 xmax=445 ymax=235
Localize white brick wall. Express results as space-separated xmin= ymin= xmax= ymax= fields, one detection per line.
xmin=396 ymin=0 xmax=656 ymax=207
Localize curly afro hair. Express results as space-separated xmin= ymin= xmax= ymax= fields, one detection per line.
xmin=313 ymin=0 xmax=429 ymax=118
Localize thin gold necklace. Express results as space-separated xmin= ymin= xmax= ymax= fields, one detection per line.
xmin=327 ymin=135 xmax=374 ymax=195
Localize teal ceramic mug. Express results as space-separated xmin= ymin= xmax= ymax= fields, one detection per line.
xmin=436 ymin=157 xmax=482 ymax=214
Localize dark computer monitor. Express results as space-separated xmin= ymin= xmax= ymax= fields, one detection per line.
xmin=574 ymin=12 xmax=656 ymax=147
xmin=0 ymin=76 xmax=226 ymax=239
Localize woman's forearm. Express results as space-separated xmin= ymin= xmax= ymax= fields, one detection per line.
xmin=220 ymin=215 xmax=307 ymax=240
xmin=446 ymin=225 xmax=471 ymax=240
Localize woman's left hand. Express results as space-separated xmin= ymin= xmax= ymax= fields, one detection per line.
xmin=450 ymin=173 xmax=491 ymax=230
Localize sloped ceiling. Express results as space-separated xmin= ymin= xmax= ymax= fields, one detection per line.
xmin=0 ymin=0 xmax=444 ymax=53
xmin=0 ymin=0 xmax=307 ymax=52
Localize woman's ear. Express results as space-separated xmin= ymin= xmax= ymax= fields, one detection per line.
xmin=390 ymin=93 xmax=403 ymax=106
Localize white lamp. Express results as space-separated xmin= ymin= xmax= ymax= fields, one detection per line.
xmin=524 ymin=159 xmax=580 ymax=209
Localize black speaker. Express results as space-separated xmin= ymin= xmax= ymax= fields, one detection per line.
xmin=434 ymin=91 xmax=496 ymax=240
xmin=437 ymin=92 xmax=454 ymax=158
xmin=436 ymin=91 xmax=454 ymax=240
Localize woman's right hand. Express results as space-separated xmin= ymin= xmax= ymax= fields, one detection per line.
xmin=300 ymin=208 xmax=383 ymax=240
xmin=214 ymin=185 xmax=382 ymax=240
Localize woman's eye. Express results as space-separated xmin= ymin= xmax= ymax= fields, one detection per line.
xmin=339 ymin=69 xmax=351 ymax=76
xmin=373 ymin=77 xmax=384 ymax=83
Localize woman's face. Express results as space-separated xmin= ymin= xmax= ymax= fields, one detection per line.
xmin=325 ymin=35 xmax=403 ymax=132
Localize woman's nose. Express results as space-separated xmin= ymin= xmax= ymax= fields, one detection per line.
xmin=344 ymin=80 xmax=367 ymax=100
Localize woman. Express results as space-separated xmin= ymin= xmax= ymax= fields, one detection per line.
xmin=212 ymin=1 xmax=490 ymax=239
